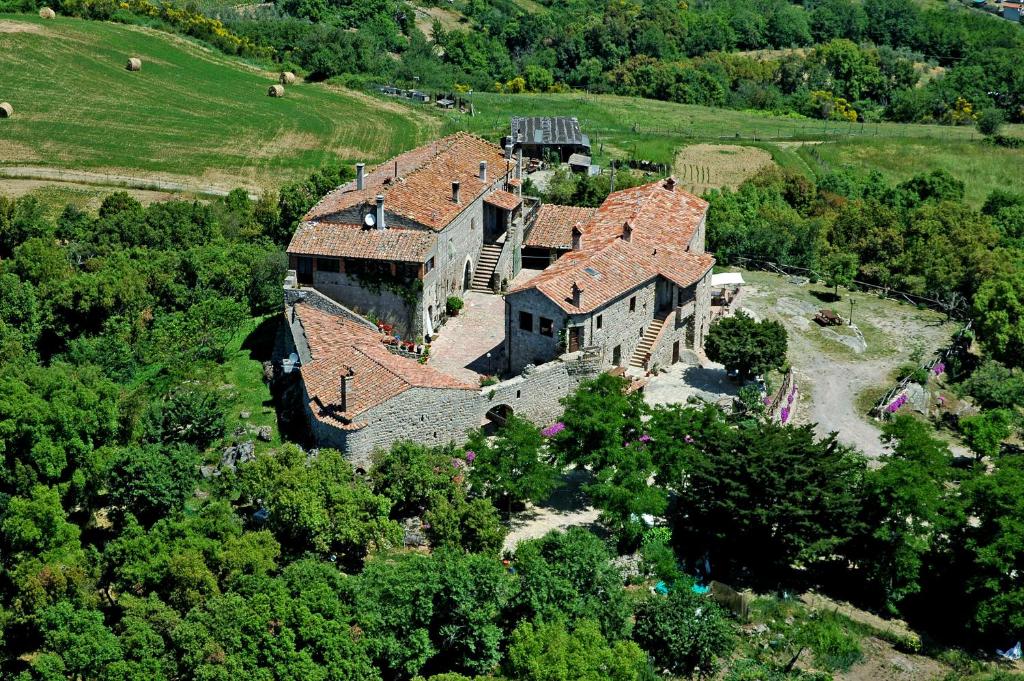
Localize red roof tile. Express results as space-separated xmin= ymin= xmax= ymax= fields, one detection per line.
xmin=287 ymin=222 xmax=435 ymax=263
xmin=484 ymin=189 xmax=523 ymax=211
xmin=510 ymin=177 xmax=713 ymax=313
xmin=524 ymin=204 xmax=597 ymax=249
xmin=304 ymin=132 xmax=512 ymax=231
xmin=294 ymin=303 xmax=475 ymax=429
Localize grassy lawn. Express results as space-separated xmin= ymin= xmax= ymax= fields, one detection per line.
xmin=0 ymin=14 xmax=437 ymax=190
xmin=809 ymin=137 xmax=1024 ymax=207
xmin=217 ymin=315 xmax=283 ymax=455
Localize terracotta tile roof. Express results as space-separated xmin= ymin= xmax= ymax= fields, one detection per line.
xmin=293 ymin=303 xmax=475 ymax=429
xmin=303 ymin=132 xmax=511 ymax=231
xmin=510 ymin=177 xmax=714 ymax=313
xmin=484 ymin=190 xmax=522 ymax=211
xmin=524 ymin=204 xmax=597 ymax=249
xmin=287 ymin=222 xmax=435 ymax=263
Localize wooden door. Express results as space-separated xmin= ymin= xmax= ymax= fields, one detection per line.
xmin=568 ymin=326 xmax=582 ymax=352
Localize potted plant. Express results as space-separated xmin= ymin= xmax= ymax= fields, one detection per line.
xmin=446 ymin=296 xmax=464 ymax=317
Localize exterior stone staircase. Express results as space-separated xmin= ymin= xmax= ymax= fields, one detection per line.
xmin=629 ymin=310 xmax=670 ymax=370
xmin=471 ymin=243 xmax=503 ymax=292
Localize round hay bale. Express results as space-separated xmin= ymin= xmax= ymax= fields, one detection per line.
xmin=268 ymin=84 xmax=284 ymax=97
xmin=126 ymin=57 xmax=142 ymax=72
xmin=0 ymin=102 xmax=12 ymax=118
xmin=39 ymin=6 xmax=55 ymax=18
xmin=279 ymin=71 xmax=296 ymax=85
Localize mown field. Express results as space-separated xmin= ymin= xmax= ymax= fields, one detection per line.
xmin=0 ymin=14 xmax=437 ymax=191
xmin=448 ymin=91 xmax=1024 ymax=206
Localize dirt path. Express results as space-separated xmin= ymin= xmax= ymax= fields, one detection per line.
xmin=0 ymin=166 xmax=259 ymax=199
xmin=791 ymin=332 xmax=889 ymax=457
xmin=503 ymin=469 xmax=601 ymax=552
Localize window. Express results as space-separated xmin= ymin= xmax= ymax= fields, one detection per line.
xmin=596 ymin=314 xmax=603 ymax=330
xmin=539 ymin=317 xmax=553 ymax=337
xmin=317 ymin=258 xmax=339 ymax=273
xmin=629 ymin=296 xmax=637 ymax=312
xmin=519 ymin=311 xmax=534 ymax=332
xmin=424 ymin=257 xmax=435 ymax=274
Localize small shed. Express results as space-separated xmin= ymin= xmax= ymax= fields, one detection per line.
xmin=408 ymin=90 xmax=430 ymax=103
xmin=436 ymin=97 xmax=454 ymax=109
xmin=1004 ymin=1 xmax=1021 ymax=20
xmin=268 ymin=84 xmax=284 ymax=97
xmin=567 ymin=153 xmax=592 ymax=174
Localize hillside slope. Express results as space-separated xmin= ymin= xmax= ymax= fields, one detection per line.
xmin=0 ymin=14 xmax=438 ymax=191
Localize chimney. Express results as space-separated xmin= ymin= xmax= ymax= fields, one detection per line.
xmin=505 ymin=142 xmax=513 ymax=160
xmin=515 ymin=146 xmax=523 ymax=180
xmin=664 ymin=176 xmax=676 ymax=192
xmin=622 ymin=221 xmax=633 ymax=242
xmin=452 ymin=180 xmax=461 ymax=204
xmin=571 ymin=223 xmax=583 ymax=251
xmin=356 ymin=163 xmax=365 ymax=190
xmin=375 ymin=194 xmax=385 ymax=230
xmin=571 ymin=281 xmax=584 ymax=308
xmin=340 ymin=367 xmax=355 ymax=412
xmin=479 ymin=160 xmax=487 ymax=182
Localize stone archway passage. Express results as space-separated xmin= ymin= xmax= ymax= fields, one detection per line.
xmin=483 ymin=403 xmax=513 ymax=434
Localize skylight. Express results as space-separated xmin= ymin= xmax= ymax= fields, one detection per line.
xmin=584 ymin=267 xmax=600 ymax=277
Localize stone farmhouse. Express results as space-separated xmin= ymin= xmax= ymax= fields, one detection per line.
xmin=287 ymin=132 xmax=529 ymax=338
xmin=282 ymin=133 xmax=715 ymax=465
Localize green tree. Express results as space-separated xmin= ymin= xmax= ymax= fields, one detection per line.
xmin=140 ymin=386 xmax=226 ymax=451
xmin=239 ymin=445 xmax=401 ymax=565
xmin=705 ymin=311 xmax=788 ymax=380
xmin=509 ymin=528 xmax=633 ymax=640
xmin=107 ymin=444 xmax=201 ymax=527
xmin=507 ymin=619 xmax=649 ymax=681
xmin=959 ymin=408 xmax=1013 ymax=462
xmin=466 ymin=415 xmax=559 ymax=512
xmin=855 ymin=416 xmax=952 ymax=610
xmin=821 ymin=251 xmax=859 ymax=299
xmin=553 ymin=373 xmax=646 ymax=469
xmin=423 ymin=488 xmax=506 ymax=555
xmin=370 ymin=440 xmax=460 ymax=518
xmin=972 ymin=270 xmax=1024 ymax=368
xmin=38 ymin=602 xmax=123 ymax=680
xmin=633 ymin=586 xmax=734 ymax=677
xmin=665 ymin=415 xmax=865 ymax=583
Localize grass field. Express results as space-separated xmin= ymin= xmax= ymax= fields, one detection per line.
xmin=0 ymin=14 xmax=437 ymax=191
xmin=448 ymin=92 xmax=1024 ymax=206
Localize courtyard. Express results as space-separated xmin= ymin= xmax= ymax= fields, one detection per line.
xmin=427 ymin=268 xmax=543 ymax=384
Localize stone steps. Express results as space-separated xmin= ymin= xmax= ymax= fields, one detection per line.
xmin=471 ymin=244 xmax=503 ymax=292
xmin=628 ymin=313 xmax=669 ymax=368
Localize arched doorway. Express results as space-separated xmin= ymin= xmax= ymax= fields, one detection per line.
xmin=482 ymin=403 xmax=513 ymax=434
xmin=463 ymin=259 xmax=473 ymax=292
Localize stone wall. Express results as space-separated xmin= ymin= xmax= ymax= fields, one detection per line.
xmin=421 ymin=194 xmax=486 ymax=334
xmin=307 ymin=351 xmax=603 ymax=468
xmin=326 ymin=386 xmax=482 ymax=469
xmin=310 ymin=269 xmax=419 ymax=336
xmin=485 ymin=349 xmax=603 ymax=425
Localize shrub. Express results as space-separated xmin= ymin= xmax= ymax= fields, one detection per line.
xmin=633 ymin=586 xmax=734 ymax=677
xmin=446 ymin=296 xmax=464 ymax=315
xmin=797 ymin=613 xmax=863 ymax=672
